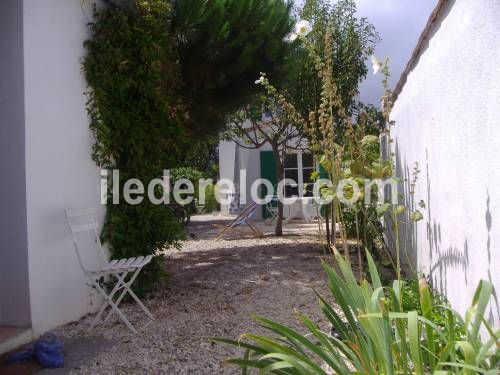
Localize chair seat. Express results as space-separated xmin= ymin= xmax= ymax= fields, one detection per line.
xmin=90 ymin=255 xmax=153 ymax=274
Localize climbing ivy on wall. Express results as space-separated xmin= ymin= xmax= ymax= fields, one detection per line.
xmin=83 ymin=1 xmax=186 ymax=292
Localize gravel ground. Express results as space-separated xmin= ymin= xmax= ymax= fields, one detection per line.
xmin=57 ymin=215 xmax=337 ymax=374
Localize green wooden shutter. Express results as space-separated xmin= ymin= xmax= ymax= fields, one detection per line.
xmin=259 ymin=151 xmax=277 ymax=218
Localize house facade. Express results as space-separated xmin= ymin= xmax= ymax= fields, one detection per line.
xmin=0 ymin=0 xmax=105 ymax=352
xmin=218 ymin=141 xmax=318 ymax=219
xmin=391 ymin=0 xmax=499 ymax=326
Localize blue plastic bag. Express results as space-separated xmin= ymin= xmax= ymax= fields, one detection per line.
xmin=34 ymin=333 xmax=64 ymax=368
xmin=6 ymin=349 xmax=34 ymax=363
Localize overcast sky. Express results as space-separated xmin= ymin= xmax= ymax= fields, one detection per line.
xmin=355 ymin=0 xmax=438 ymax=105
xmin=295 ymin=0 xmax=438 ymax=106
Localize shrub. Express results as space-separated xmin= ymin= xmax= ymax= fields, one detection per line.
xmin=170 ymin=168 xmax=220 ymax=214
xmin=176 ymin=137 xmax=219 ymax=180
xmin=170 ymin=167 xmax=208 ymax=215
xmin=203 ymin=184 xmax=220 ymax=213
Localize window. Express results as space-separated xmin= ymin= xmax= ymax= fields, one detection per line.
xmin=283 ymin=152 xmax=315 ymax=198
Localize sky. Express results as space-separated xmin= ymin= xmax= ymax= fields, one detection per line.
xmin=355 ymin=0 xmax=438 ymax=105
xmin=295 ymin=0 xmax=438 ymax=106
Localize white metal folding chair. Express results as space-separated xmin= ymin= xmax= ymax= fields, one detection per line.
xmin=65 ymin=207 xmax=154 ymax=334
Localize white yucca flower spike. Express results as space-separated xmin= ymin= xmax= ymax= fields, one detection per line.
xmin=295 ymin=20 xmax=312 ymax=37
xmin=371 ymin=55 xmax=383 ymax=75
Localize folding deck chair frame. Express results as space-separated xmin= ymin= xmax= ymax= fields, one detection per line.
xmin=215 ymin=202 xmax=263 ymax=240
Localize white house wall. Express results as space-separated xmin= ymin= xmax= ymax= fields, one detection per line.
xmin=23 ymin=0 xmax=105 ymax=336
xmin=218 ymin=141 xmax=236 ymax=215
xmin=391 ymin=0 xmax=500 ymax=326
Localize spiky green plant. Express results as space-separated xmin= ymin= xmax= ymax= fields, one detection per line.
xmin=214 ymin=250 xmax=499 ymax=374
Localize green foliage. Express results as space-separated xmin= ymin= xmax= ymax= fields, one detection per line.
xmin=297 ymin=0 xmax=379 ymax=124
xmin=170 ymin=167 xmax=207 ymax=215
xmin=256 ymin=2 xmax=381 ymax=252
xmin=83 ymin=0 xmax=294 ymax=291
xmin=170 ymin=167 xmax=207 ymax=184
xmin=173 ymin=0 xmax=295 ymax=132
xmin=84 ymin=1 xmax=187 ymax=169
xmin=203 ymin=184 xmax=221 ymax=213
xmin=102 ymin=203 xmax=184 ymax=294
xmin=163 ymin=167 xmax=220 ymax=215
xmin=340 ymin=119 xmax=393 ymax=264
xmin=83 ymin=1 xmax=187 ymax=291
xmin=356 ymin=103 xmax=386 ymax=135
xmin=398 ymin=277 xmax=423 ymax=311
xmin=216 ymin=250 xmax=500 ymax=374
xmin=391 ymin=278 xmax=466 ymax=338
xmin=175 ymin=137 xmax=220 ymax=180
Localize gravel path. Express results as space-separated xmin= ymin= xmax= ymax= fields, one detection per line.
xmin=58 ymin=216 xmax=335 ymax=374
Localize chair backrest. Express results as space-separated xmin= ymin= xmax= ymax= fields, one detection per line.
xmin=265 ymin=195 xmax=278 ymax=209
xmin=65 ymin=207 xmax=107 ymax=272
xmin=234 ymin=202 xmax=258 ymax=226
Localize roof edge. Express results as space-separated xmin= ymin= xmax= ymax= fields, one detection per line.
xmin=392 ymin=0 xmax=450 ymax=102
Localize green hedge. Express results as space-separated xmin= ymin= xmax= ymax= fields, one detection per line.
xmin=83 ymin=1 xmax=186 ymax=292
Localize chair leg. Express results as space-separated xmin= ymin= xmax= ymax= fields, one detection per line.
xmin=89 ymin=272 xmax=126 ymax=330
xmin=215 ymin=225 xmax=230 ymax=240
xmin=247 ymin=222 xmax=263 ymax=238
xmin=102 ymin=271 xmax=136 ymax=324
xmin=89 ymin=273 xmax=137 ymax=334
xmin=103 ymin=267 xmax=154 ymax=323
xmin=216 ymin=224 xmax=236 ymax=240
xmin=124 ymin=284 xmax=155 ymax=321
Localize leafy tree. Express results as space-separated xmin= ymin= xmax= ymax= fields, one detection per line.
xmin=296 ymin=0 xmax=380 ymax=139
xmin=274 ymin=0 xmax=379 ymax=246
xmin=227 ymin=0 xmax=379 ymax=238
xmin=173 ymin=0 xmax=295 ymax=133
xmin=225 ymin=82 xmax=307 ymax=236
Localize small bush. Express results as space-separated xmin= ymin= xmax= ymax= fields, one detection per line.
xmin=203 ymin=184 xmax=220 ymax=213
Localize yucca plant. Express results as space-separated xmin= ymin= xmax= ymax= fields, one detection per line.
xmin=214 ymin=250 xmax=499 ymax=374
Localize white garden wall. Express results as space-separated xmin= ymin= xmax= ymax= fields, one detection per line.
xmin=23 ymin=0 xmax=105 ymax=336
xmin=391 ymin=0 xmax=500 ymax=326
